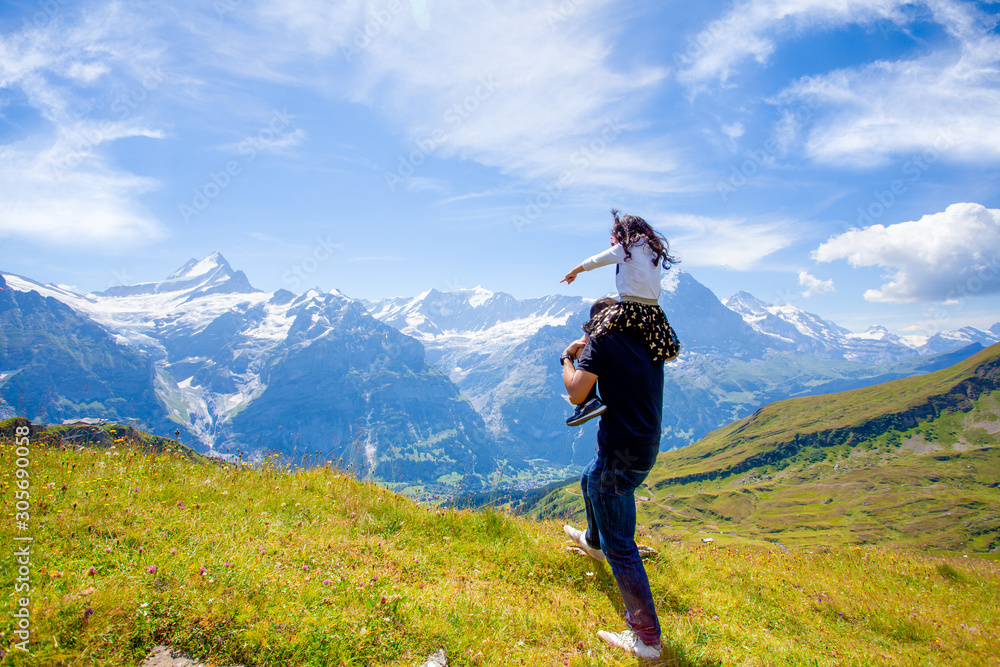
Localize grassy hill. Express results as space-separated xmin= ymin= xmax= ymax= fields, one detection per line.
xmin=1 ymin=421 xmax=999 ymax=665
xmin=532 ymin=344 xmax=1000 ymax=553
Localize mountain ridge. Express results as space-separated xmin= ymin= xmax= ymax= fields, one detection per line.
xmin=654 ymin=342 xmax=1000 ymax=486
xmin=3 ymin=253 xmax=999 ymax=482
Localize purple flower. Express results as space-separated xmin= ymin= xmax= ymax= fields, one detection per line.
xmin=199 ymin=566 xmax=207 ymax=576
xmin=177 ymin=501 xmax=185 ymax=509
xmin=146 ymin=565 xmax=157 ymax=574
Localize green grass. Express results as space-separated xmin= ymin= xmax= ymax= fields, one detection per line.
xmin=521 ymin=345 xmax=1000 ymax=556
xmin=2 ymin=426 xmax=999 ymax=666
xmin=649 ymin=343 xmax=1000 ymax=483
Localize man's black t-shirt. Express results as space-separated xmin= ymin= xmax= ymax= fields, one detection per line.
xmin=577 ymin=329 xmax=664 ymax=471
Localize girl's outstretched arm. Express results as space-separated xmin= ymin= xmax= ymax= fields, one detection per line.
xmin=561 ymin=264 xmax=585 ymax=284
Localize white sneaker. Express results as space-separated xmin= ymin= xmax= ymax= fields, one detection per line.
xmin=563 ymin=525 xmax=605 ymax=562
xmin=597 ymin=629 xmax=661 ymax=660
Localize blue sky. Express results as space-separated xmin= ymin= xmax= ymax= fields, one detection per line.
xmin=1 ymin=0 xmax=1000 ymax=337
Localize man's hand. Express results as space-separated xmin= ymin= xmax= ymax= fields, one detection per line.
xmin=562 ymin=336 xmax=597 ymax=405
xmin=563 ymin=337 xmax=587 ymax=360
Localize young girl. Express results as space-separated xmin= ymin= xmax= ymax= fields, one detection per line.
xmin=562 ymin=209 xmax=680 ymax=363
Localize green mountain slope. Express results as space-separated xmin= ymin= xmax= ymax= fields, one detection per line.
xmin=532 ymin=344 xmax=1000 ymax=552
xmin=1 ymin=423 xmax=998 ymax=666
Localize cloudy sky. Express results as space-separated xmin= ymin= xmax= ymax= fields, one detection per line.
xmin=1 ymin=0 xmax=999 ymax=336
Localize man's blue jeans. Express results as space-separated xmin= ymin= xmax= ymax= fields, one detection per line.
xmin=581 ymin=455 xmax=661 ymax=646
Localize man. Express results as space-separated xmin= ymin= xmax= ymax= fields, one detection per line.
xmin=560 ymin=301 xmax=664 ymax=661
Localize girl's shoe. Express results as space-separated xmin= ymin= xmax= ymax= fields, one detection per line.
xmin=566 ymin=397 xmax=607 ymax=426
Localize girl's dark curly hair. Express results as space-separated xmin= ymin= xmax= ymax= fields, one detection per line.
xmin=610 ymin=209 xmax=678 ymax=269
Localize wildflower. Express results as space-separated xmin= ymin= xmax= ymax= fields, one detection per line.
xmin=170 ymin=548 xmax=177 ymax=555
xmin=104 ymin=547 xmax=112 ymax=553
xmin=323 ymin=578 xmax=331 ymax=585
xmin=199 ymin=566 xmax=207 ymax=576
xmin=139 ymin=546 xmax=145 ymax=554
xmin=83 ymin=607 xmax=93 ymax=620
xmin=380 ymin=595 xmax=387 ymax=604
xmin=177 ymin=501 xmax=185 ymax=509
xmin=302 ymin=565 xmax=309 ymax=571
xmin=225 ymin=561 xmax=233 ymax=568
xmin=146 ymin=565 xmax=157 ymax=574
xmin=87 ymin=566 xmax=96 ymax=576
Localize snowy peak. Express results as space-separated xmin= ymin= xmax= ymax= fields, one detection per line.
xmin=851 ymin=325 xmax=893 ymax=340
xmin=100 ymin=252 xmax=260 ymax=298
xmin=165 ymin=251 xmax=232 ymax=281
xmin=725 ymin=290 xmax=771 ymax=315
xmin=921 ymin=325 xmax=1000 ymax=354
xmin=367 ymin=287 xmax=585 ymax=338
xmin=725 ymin=289 xmax=901 ymax=360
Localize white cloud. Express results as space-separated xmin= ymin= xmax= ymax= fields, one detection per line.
xmin=766 ymin=1 xmax=1000 ymax=165
xmin=781 ymin=41 xmax=1000 ymax=165
xmin=678 ymin=1 xmax=1000 ymax=166
xmin=676 ymin=0 xmax=912 ymax=86
xmin=662 ymin=213 xmax=798 ymax=270
xmin=255 ymin=0 xmax=678 ymax=190
xmin=798 ymin=270 xmax=834 ymax=297
xmin=813 ymin=202 xmax=1000 ymax=302
xmin=0 ymin=137 xmax=166 ymax=246
xmin=0 ymin=4 xmax=169 ymax=246
xmin=722 ymin=122 xmax=745 ymax=140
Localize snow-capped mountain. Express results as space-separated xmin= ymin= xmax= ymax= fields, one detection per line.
xmin=5 ymin=254 xmax=997 ymax=478
xmin=725 ymin=290 xmax=999 ymax=362
xmin=920 ymin=326 xmax=1000 ymax=355
xmin=369 ymin=271 xmax=998 ymax=456
xmin=364 ymin=288 xmax=598 ymax=464
xmin=1 ymin=255 xmax=502 ymax=490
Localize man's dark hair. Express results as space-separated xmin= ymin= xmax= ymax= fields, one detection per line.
xmin=590 ymin=296 xmax=618 ymax=320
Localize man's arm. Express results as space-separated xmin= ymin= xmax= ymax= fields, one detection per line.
xmin=561 ymin=339 xmax=598 ymax=405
